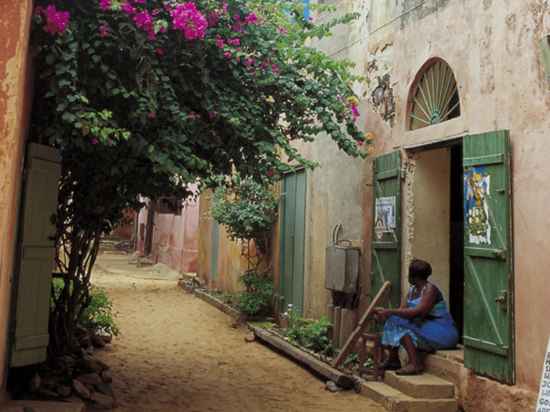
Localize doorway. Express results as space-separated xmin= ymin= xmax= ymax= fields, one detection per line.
xmin=410 ymin=143 xmax=464 ymax=340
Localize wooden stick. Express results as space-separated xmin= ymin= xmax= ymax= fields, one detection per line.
xmin=332 ymin=281 xmax=391 ymax=369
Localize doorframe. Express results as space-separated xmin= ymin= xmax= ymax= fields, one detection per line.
xmin=278 ymin=167 xmax=307 ymax=315
xmin=402 ymin=133 xmax=516 ymax=382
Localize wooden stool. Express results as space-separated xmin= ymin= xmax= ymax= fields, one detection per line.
xmin=356 ymin=330 xmax=384 ymax=380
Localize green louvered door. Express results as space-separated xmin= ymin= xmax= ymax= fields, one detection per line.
xmin=11 ymin=144 xmax=61 ymax=367
xmin=463 ymin=130 xmax=514 ymax=384
xmin=371 ymin=151 xmax=401 ymax=308
xmin=280 ymin=170 xmax=306 ymax=315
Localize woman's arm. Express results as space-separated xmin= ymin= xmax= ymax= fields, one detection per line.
xmin=375 ymin=284 xmax=438 ymax=320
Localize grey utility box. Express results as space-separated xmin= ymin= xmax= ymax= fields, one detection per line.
xmin=325 ymin=225 xmax=360 ymax=293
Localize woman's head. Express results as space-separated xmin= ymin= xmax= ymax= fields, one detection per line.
xmin=408 ymin=259 xmax=432 ymax=285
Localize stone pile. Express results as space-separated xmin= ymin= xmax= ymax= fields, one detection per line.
xmin=23 ymin=330 xmax=117 ymax=410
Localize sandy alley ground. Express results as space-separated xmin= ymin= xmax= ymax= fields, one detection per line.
xmin=91 ymin=253 xmax=385 ymax=412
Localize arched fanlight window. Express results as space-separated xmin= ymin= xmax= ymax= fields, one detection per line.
xmin=408 ymin=59 xmax=461 ymax=130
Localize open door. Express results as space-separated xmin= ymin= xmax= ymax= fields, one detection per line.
xmin=463 ymin=130 xmax=514 ymax=384
xmin=371 ymin=151 xmax=401 ymax=308
xmin=10 ymin=144 xmax=61 ymax=367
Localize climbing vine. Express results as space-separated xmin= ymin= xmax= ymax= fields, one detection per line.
xmin=31 ymin=0 xmax=372 ymax=356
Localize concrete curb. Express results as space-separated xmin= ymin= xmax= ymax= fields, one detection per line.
xmin=249 ymin=324 xmax=355 ymax=389
xmin=177 ymin=280 xmax=241 ymax=319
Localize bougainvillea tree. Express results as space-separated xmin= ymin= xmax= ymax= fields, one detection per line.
xmin=31 ymin=0 xmax=371 ymax=355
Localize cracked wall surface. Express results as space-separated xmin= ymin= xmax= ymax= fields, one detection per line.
xmin=366 ymin=0 xmax=550 ymax=397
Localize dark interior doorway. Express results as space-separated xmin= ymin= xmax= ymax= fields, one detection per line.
xmin=449 ymin=143 xmax=464 ymax=341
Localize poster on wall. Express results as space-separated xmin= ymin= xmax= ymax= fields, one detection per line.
xmin=536 ymin=338 xmax=550 ymax=412
xmin=374 ymin=196 xmax=396 ymax=240
xmin=464 ymin=167 xmax=492 ymax=245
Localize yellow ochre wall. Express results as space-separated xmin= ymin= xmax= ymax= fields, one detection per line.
xmin=0 ymin=0 xmax=33 ymax=398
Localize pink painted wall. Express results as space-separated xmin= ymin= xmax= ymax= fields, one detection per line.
xmin=137 ymin=195 xmax=199 ymax=274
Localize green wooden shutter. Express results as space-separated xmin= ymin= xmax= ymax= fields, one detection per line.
xmin=371 ymin=151 xmax=401 ymax=308
xmin=463 ymin=130 xmax=514 ymax=384
xmin=11 ymin=144 xmax=61 ymax=367
xmin=279 ymin=170 xmax=306 ymax=315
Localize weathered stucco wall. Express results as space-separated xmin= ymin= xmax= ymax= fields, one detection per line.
xmin=0 ymin=0 xmax=33 ymax=397
xmin=365 ymin=0 xmax=550 ymax=398
xmin=288 ymin=0 xmax=371 ymax=320
xmin=196 ymin=191 xmax=248 ymax=293
xmin=137 ymin=197 xmax=200 ymax=274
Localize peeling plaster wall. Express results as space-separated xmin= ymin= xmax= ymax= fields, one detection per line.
xmin=0 ymin=0 xmax=33 ymax=397
xmin=196 ymin=192 xmax=248 ymax=293
xmin=286 ymin=0 xmax=371 ymax=319
xmin=365 ymin=0 xmax=550 ymax=398
xmin=137 ymin=196 xmax=200 ymax=274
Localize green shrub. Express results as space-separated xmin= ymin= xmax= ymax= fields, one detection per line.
xmin=211 ymin=176 xmax=278 ymax=255
xmin=80 ymin=286 xmax=119 ymax=337
xmin=286 ymin=308 xmax=333 ymax=355
xmin=238 ymin=271 xmax=273 ymax=317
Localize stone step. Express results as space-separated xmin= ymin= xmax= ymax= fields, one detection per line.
xmin=360 ymin=381 xmax=458 ymax=412
xmin=424 ymin=352 xmax=468 ymax=386
xmin=0 ymin=400 xmax=86 ymax=412
xmin=384 ymin=371 xmax=455 ymax=399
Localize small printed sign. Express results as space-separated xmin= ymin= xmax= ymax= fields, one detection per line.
xmin=375 ymin=196 xmax=396 ymax=240
xmin=536 ymin=339 xmax=550 ymax=412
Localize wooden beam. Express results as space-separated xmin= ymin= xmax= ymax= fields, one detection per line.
xmin=332 ymin=281 xmax=391 ymax=369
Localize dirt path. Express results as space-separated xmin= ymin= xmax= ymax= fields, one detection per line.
xmin=92 ymin=253 xmax=384 ymax=412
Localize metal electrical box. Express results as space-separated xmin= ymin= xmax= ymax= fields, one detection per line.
xmin=325 ymin=225 xmax=360 ymax=293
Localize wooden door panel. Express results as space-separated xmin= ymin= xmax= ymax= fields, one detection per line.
xmin=463 ymin=130 xmax=514 ymax=384
xmin=371 ymin=151 xmax=401 ymax=308
xmin=11 ymin=144 xmax=61 ymax=367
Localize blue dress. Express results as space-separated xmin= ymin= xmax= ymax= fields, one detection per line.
xmin=381 ymin=284 xmax=459 ymax=350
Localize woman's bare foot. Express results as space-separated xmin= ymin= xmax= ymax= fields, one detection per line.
xmin=396 ymin=363 xmax=424 ymax=375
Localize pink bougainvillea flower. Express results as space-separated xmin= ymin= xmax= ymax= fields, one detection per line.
xmin=223 ymin=51 xmax=232 ymax=59
xmin=244 ymin=13 xmax=258 ymax=25
xmin=148 ymin=111 xmax=156 ymax=120
xmin=133 ymin=10 xmax=156 ymax=39
xmin=277 ymin=26 xmax=288 ymax=35
xmin=208 ymin=111 xmax=218 ymax=120
xmin=222 ymin=2 xmax=229 ymax=14
xmin=121 ymin=2 xmax=136 ymax=15
xmin=133 ymin=0 xmax=146 ymax=4
xmin=357 ymin=139 xmax=365 ymax=146
xmin=34 ymin=5 xmax=45 ymax=17
xmin=351 ymin=104 xmax=360 ymax=120
xmin=155 ymin=47 xmax=165 ymax=57
xmin=91 ymin=138 xmax=99 ymax=145
xmin=215 ymin=35 xmax=225 ymax=49
xmin=171 ymin=2 xmax=208 ymax=40
xmin=271 ymin=64 xmax=280 ymax=74
xmin=207 ymin=11 xmax=220 ymax=27
xmin=99 ymin=0 xmax=111 ymax=11
xmin=267 ymin=168 xmax=275 ymax=178
xmin=227 ymin=37 xmax=240 ymax=46
xmin=244 ymin=57 xmax=255 ymax=67
xmin=232 ymin=22 xmax=243 ymax=33
xmin=42 ymin=5 xmax=70 ymax=35
xmin=99 ymin=23 xmax=110 ymax=37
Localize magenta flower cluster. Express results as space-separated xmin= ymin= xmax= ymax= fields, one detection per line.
xmin=171 ymin=2 xmax=208 ymax=40
xmin=36 ymin=4 xmax=70 ymax=35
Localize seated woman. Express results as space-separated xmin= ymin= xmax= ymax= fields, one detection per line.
xmin=373 ymin=259 xmax=458 ymax=375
